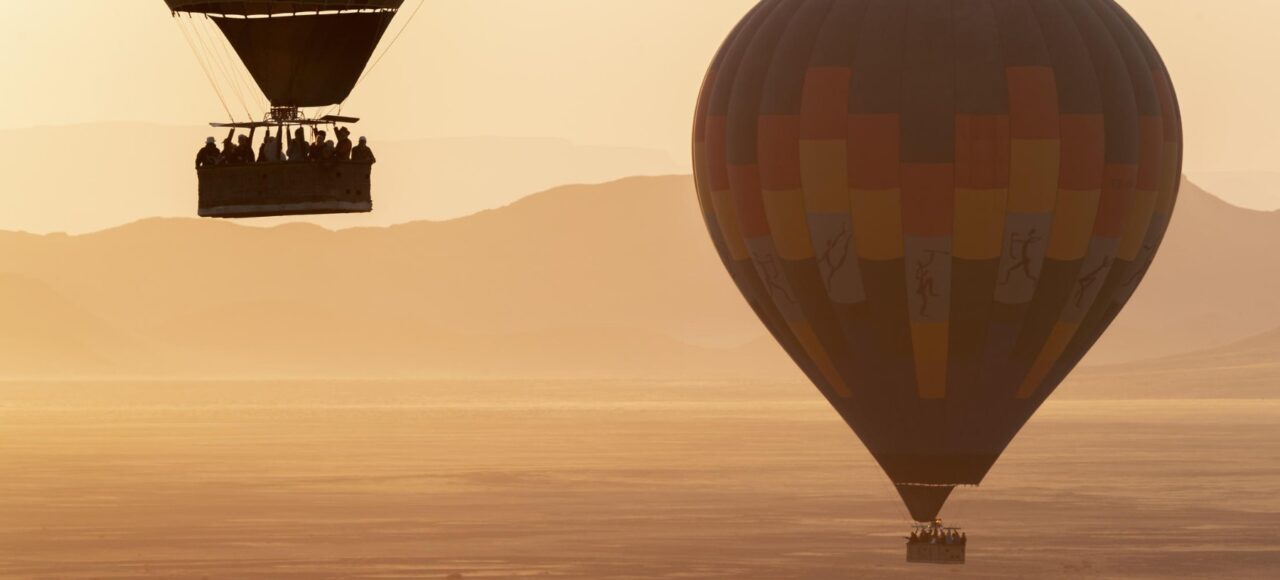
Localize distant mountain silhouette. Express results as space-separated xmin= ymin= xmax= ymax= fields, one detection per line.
xmin=1093 ymin=178 xmax=1280 ymax=363
xmin=1064 ymin=324 xmax=1280 ymax=400
xmin=0 ymin=176 xmax=783 ymax=379
xmin=1187 ymin=171 xmax=1280 ymax=211
xmin=0 ymin=174 xmax=1272 ymax=383
xmin=0 ymin=273 xmax=148 ymax=376
xmin=0 ymin=123 xmax=680 ymax=234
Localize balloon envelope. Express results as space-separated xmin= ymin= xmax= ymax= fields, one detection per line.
xmin=692 ymin=0 xmax=1181 ymax=521
xmin=166 ymin=0 xmax=403 ymax=107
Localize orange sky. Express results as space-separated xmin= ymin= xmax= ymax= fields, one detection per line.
xmin=0 ymin=1 xmax=1275 ymax=176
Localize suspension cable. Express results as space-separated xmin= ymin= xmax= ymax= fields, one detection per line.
xmin=206 ymin=14 xmax=270 ymax=117
xmin=356 ymin=0 xmax=424 ymax=92
xmin=191 ymin=14 xmax=254 ymax=120
xmin=204 ymin=14 xmax=266 ymax=118
xmin=191 ymin=15 xmax=250 ymax=120
xmin=176 ymin=16 xmax=233 ymax=121
xmin=322 ymin=0 xmax=425 ymax=119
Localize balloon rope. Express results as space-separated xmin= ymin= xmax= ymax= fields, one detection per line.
xmin=192 ymin=15 xmax=253 ymax=121
xmin=176 ymin=16 xmax=233 ymax=121
xmin=358 ymin=0 xmax=425 ymax=88
xmin=207 ymin=16 xmax=270 ymax=117
xmin=322 ymin=0 xmax=426 ymax=118
xmin=204 ymin=15 xmax=268 ymax=118
xmin=189 ymin=16 xmax=239 ymax=118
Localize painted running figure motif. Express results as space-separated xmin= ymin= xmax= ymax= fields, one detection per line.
xmin=1123 ymin=244 xmax=1157 ymax=288
xmin=914 ymin=251 xmax=944 ymax=318
xmin=817 ymin=223 xmax=853 ymax=293
xmin=1001 ymin=228 xmax=1043 ymax=286
xmin=1076 ymin=257 xmax=1113 ymax=308
xmin=691 ymin=0 xmax=1183 ymax=552
xmin=754 ymin=252 xmax=796 ymax=304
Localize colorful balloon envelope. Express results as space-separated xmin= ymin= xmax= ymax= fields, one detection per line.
xmin=692 ymin=0 xmax=1181 ymax=522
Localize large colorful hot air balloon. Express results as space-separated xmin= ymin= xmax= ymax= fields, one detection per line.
xmin=166 ymin=0 xmax=408 ymax=218
xmin=692 ymin=0 xmax=1181 ymax=558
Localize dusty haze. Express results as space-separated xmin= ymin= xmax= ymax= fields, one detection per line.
xmin=1 ymin=1 xmax=1279 ymax=231
xmin=0 ymin=175 xmax=1279 ymax=379
xmin=0 ymin=1 xmax=1278 ymax=578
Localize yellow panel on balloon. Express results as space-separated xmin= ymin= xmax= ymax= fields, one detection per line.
xmin=850 ymin=188 xmax=904 ymax=261
xmin=762 ymin=188 xmax=816 ymax=261
xmin=1045 ymin=189 xmax=1101 ymax=261
xmin=910 ymin=322 xmax=950 ymax=400
xmin=953 ymin=188 xmax=1008 ymax=260
xmin=1007 ymin=139 xmax=1061 ymax=214
xmin=799 ymin=140 xmax=851 ymax=215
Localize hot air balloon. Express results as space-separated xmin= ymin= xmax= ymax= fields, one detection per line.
xmin=166 ymin=0 xmax=409 ymax=218
xmin=692 ymin=0 xmax=1181 ymax=563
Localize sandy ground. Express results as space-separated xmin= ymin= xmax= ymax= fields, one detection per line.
xmin=0 ymin=381 xmax=1276 ymax=579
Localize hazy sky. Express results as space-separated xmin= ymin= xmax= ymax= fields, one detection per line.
xmin=0 ymin=0 xmax=1276 ymax=175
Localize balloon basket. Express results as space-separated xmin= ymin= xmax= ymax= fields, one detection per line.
xmin=196 ymin=161 xmax=373 ymax=218
xmin=905 ymin=521 xmax=966 ymax=565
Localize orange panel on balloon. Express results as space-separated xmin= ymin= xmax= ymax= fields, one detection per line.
xmin=955 ymin=114 xmax=1010 ymax=190
xmin=705 ymin=116 xmax=730 ymax=191
xmin=851 ymin=189 xmax=905 ymax=260
xmin=693 ymin=141 xmax=714 ymax=215
xmin=901 ymin=163 xmax=955 ymax=238
xmin=953 ymin=188 xmax=1008 ymax=260
xmin=758 ymin=115 xmax=802 ymax=191
xmin=762 ymin=188 xmax=816 ymax=261
xmin=729 ymin=165 xmax=769 ymax=237
xmin=1058 ymin=114 xmax=1105 ymax=190
xmin=801 ymin=67 xmax=853 ymax=140
xmin=799 ymin=140 xmax=850 ymax=214
xmin=1006 ymin=66 xmax=1060 ymax=139
xmin=1007 ymin=140 xmax=1061 ymax=213
xmin=1118 ymin=189 xmax=1158 ymax=260
xmin=911 ymin=322 xmax=950 ymax=399
xmin=1045 ymin=189 xmax=1101 ymax=261
xmin=1094 ymin=164 xmax=1138 ymax=237
xmin=848 ymin=114 xmax=901 ymax=190
xmin=710 ymin=187 xmax=748 ymax=261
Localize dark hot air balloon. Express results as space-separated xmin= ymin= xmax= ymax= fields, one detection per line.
xmin=692 ymin=0 xmax=1181 ymax=563
xmin=167 ymin=0 xmax=407 ymax=218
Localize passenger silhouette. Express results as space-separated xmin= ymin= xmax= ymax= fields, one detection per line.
xmin=195 ymin=136 xmax=219 ymax=169
xmin=235 ymin=134 xmax=255 ymax=164
xmin=334 ymin=127 xmax=353 ymax=161
xmin=351 ymin=136 xmax=376 ymax=163
xmin=288 ymin=127 xmax=308 ymax=162
xmin=258 ymin=131 xmax=280 ymax=163
xmin=220 ymin=129 xmax=237 ymax=164
xmin=309 ymin=130 xmax=327 ymax=161
xmin=1001 ymin=228 xmax=1043 ymax=285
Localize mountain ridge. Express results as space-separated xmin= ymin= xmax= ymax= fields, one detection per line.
xmin=0 ymin=122 xmax=681 ymax=234
xmin=0 ymin=174 xmax=1273 ymax=390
